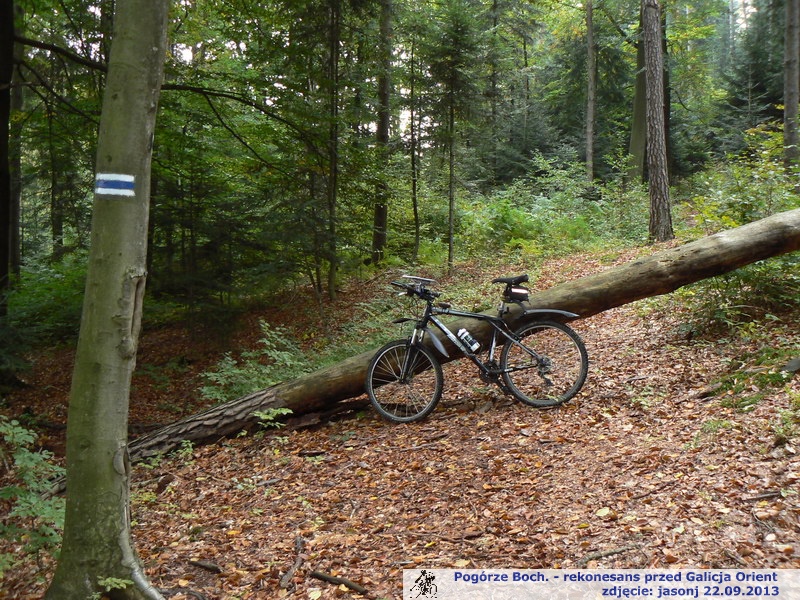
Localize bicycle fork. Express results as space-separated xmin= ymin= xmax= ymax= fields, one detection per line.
xmin=398 ymin=328 xmax=426 ymax=383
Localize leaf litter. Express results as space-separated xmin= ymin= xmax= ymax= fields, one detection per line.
xmin=2 ymin=254 xmax=799 ymax=599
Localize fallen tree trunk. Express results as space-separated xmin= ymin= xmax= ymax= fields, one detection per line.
xmin=129 ymin=208 xmax=800 ymax=461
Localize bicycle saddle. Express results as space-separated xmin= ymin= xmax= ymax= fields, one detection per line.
xmin=491 ymin=274 xmax=529 ymax=285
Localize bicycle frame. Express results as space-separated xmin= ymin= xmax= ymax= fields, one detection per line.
xmin=390 ymin=275 xmax=579 ymax=385
xmin=405 ymin=301 xmax=530 ymax=380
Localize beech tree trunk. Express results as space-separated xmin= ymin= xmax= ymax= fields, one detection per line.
xmin=129 ymin=208 xmax=800 ymax=462
xmin=46 ymin=1 xmax=168 ymax=598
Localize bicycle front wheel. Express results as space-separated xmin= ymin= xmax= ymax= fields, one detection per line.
xmin=500 ymin=320 xmax=588 ymax=407
xmin=365 ymin=340 xmax=443 ymax=423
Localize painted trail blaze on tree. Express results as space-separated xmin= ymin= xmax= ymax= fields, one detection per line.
xmin=95 ymin=172 xmax=136 ymax=196
xmin=44 ymin=1 xmax=169 ymax=599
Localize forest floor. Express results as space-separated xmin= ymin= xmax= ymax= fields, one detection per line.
xmin=1 ymin=251 xmax=799 ymax=599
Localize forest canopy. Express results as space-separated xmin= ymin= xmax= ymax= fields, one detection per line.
xmin=2 ymin=0 xmax=797 ymax=326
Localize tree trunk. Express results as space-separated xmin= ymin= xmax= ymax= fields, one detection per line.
xmin=447 ymin=100 xmax=455 ymax=272
xmin=0 ymin=0 xmax=13 ymax=318
xmin=127 ymin=208 xmax=800 ymax=462
xmin=643 ymin=0 xmax=673 ymax=242
xmin=9 ymin=2 xmax=21 ymax=278
xmin=409 ymin=40 xmax=420 ymax=262
xmin=585 ymin=0 xmax=596 ymax=182
xmin=45 ymin=1 xmax=169 ymax=599
xmin=489 ymin=0 xmax=499 ymax=182
xmin=785 ymin=0 xmax=800 ymax=167
xmin=326 ymin=0 xmax=341 ymax=301
xmin=628 ymin=30 xmax=646 ymax=183
xmin=371 ymin=0 xmax=392 ymax=264
xmin=48 ymin=111 xmax=66 ymax=258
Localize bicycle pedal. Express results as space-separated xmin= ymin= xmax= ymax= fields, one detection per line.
xmin=495 ymin=380 xmax=512 ymax=396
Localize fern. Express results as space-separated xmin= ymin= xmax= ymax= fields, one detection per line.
xmin=200 ymin=321 xmax=309 ymax=403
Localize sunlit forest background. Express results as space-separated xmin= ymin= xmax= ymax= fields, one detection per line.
xmin=2 ymin=0 xmax=798 ymax=358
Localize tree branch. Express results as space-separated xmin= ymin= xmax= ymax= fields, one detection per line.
xmin=14 ymin=34 xmax=106 ymax=72
xmin=14 ymin=35 xmax=322 ymax=160
xmin=200 ymin=92 xmax=293 ymax=176
xmin=162 ymin=83 xmax=322 ymax=156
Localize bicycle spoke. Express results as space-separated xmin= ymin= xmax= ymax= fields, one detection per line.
xmin=500 ymin=321 xmax=588 ymax=407
xmin=366 ymin=341 xmax=443 ymax=423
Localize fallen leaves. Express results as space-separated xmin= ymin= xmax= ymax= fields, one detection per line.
xmin=2 ymin=256 xmax=800 ymax=599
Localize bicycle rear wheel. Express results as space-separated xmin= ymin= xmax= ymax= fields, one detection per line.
xmin=366 ymin=340 xmax=443 ymax=423
xmin=500 ymin=320 xmax=588 ymax=407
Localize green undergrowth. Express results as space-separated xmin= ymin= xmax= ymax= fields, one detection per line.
xmin=715 ymin=328 xmax=800 ymax=413
xmin=200 ymin=321 xmax=311 ymax=403
xmin=0 ymin=417 xmax=65 ymax=580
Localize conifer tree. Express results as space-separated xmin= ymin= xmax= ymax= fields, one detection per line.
xmin=643 ymin=0 xmax=673 ymax=241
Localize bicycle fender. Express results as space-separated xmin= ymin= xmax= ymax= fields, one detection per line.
xmin=521 ymin=308 xmax=579 ymax=319
xmin=425 ymin=327 xmax=450 ymax=357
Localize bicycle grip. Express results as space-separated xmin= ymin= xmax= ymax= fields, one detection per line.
xmin=390 ymin=281 xmax=414 ymax=296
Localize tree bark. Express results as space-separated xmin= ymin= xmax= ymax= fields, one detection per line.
xmin=643 ymin=0 xmax=673 ymax=242
xmin=447 ymin=99 xmax=455 ymax=272
xmin=128 ymin=208 xmax=800 ymax=462
xmin=45 ymin=1 xmax=168 ymax=598
xmin=627 ymin=27 xmax=646 ymax=183
xmin=585 ymin=0 xmax=596 ymax=182
xmin=371 ymin=0 xmax=392 ymax=264
xmin=9 ymin=2 xmax=21 ymax=278
xmin=409 ymin=40 xmax=420 ymax=262
xmin=785 ymin=0 xmax=800 ymax=167
xmin=0 ymin=0 xmax=13 ymax=318
xmin=326 ymin=0 xmax=341 ymax=301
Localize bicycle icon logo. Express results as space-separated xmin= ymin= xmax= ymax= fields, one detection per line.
xmin=410 ymin=569 xmax=438 ymax=599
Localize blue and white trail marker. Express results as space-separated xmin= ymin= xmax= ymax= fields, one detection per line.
xmin=95 ymin=173 xmax=135 ymax=197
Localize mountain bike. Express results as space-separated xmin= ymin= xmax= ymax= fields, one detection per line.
xmin=365 ymin=274 xmax=589 ymax=423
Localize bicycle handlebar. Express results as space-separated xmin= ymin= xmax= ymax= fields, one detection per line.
xmin=390 ymin=280 xmax=440 ymax=300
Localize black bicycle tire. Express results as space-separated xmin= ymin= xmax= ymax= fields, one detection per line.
xmin=365 ymin=340 xmax=444 ymax=423
xmin=500 ymin=320 xmax=588 ymax=407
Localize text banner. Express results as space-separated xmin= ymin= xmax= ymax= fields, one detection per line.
xmin=403 ymin=569 xmax=800 ymax=600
